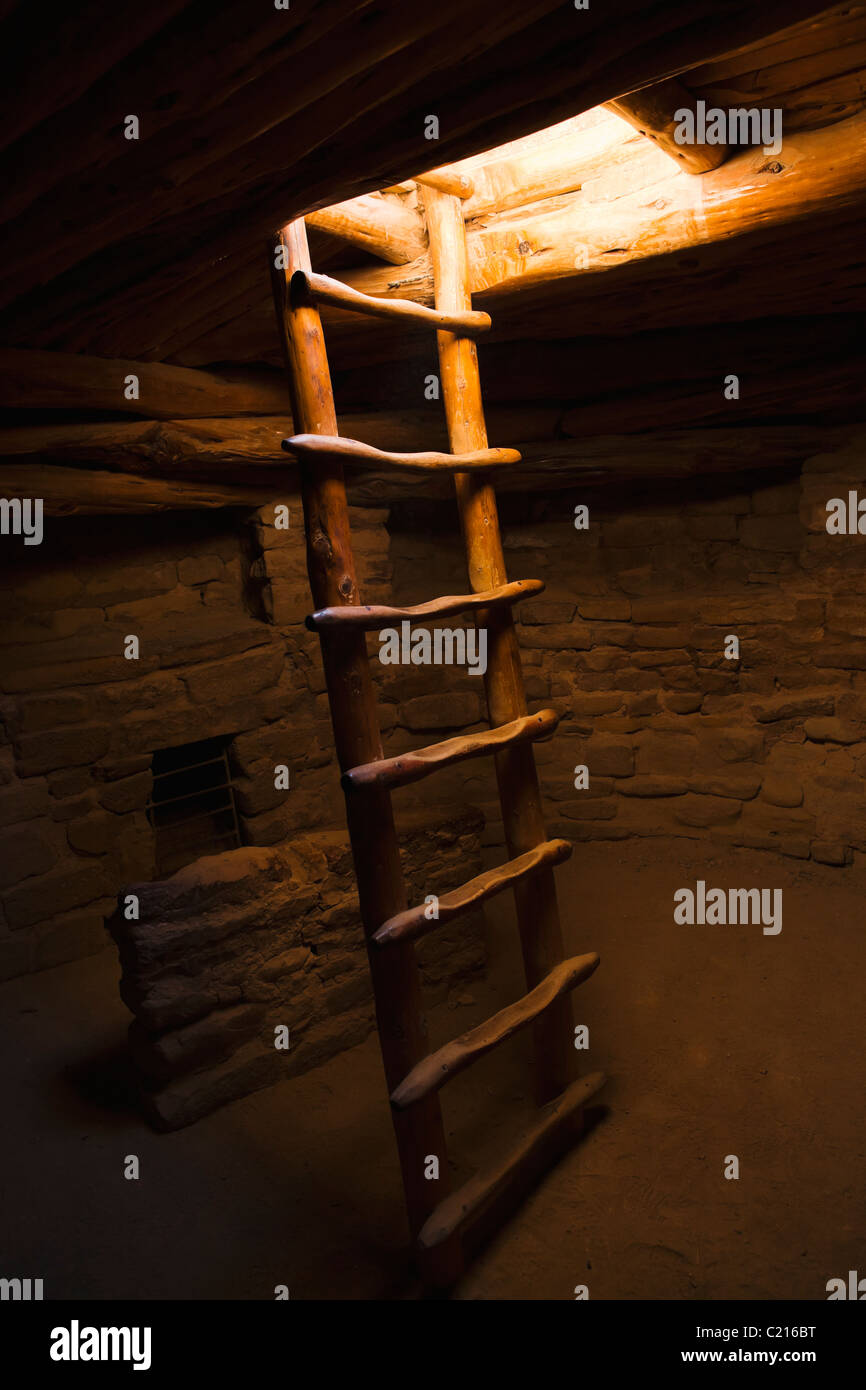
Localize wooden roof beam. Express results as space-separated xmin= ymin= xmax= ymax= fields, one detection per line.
xmin=0 ymin=0 xmax=839 ymax=321
xmin=0 ymin=422 xmax=846 ymax=511
xmin=305 ymin=192 xmax=427 ymax=265
xmin=415 ymin=167 xmax=475 ymax=199
xmin=339 ymin=111 xmax=866 ymax=307
xmin=605 ymin=77 xmax=730 ymax=172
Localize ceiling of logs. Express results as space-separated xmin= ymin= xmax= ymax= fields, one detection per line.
xmin=0 ymin=0 xmax=864 ymax=509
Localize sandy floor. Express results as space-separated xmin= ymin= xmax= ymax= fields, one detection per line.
xmin=1 ymin=839 xmax=862 ymax=1301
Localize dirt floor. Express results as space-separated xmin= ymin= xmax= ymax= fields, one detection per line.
xmin=1 ymin=839 xmax=863 ymax=1301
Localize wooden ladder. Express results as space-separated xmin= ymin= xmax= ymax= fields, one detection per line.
xmin=269 ymin=186 xmax=604 ymax=1289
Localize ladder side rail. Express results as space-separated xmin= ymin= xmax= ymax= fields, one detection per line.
xmin=422 ymin=187 xmax=577 ymax=1107
xmin=270 ymin=220 xmax=462 ymax=1285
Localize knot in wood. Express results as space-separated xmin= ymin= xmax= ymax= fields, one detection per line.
xmin=310 ymin=527 xmax=333 ymax=560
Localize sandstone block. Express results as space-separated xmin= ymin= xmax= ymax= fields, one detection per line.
xmin=182 ymin=644 xmax=284 ymax=705
xmin=83 ymin=563 xmax=177 ymax=607
xmin=632 ymin=625 xmax=692 ymax=649
xmin=400 ymin=692 xmax=482 ymax=731
xmin=803 ymin=717 xmax=862 ymax=744
xmin=177 ymin=556 xmax=224 ymax=586
xmin=14 ymin=723 xmax=111 ymax=777
xmin=576 ymin=734 xmax=634 ymax=778
xmin=811 ymin=839 xmax=852 ymax=866
xmin=689 ymin=770 xmax=761 ymax=800
xmin=751 ymin=692 xmax=835 ymax=723
xmin=761 ymin=774 xmax=804 ymax=808
xmin=108 ymin=808 xmax=487 ymax=1128
xmin=98 ymin=772 xmax=152 ymax=814
xmin=32 ymin=907 xmax=111 ymax=971
xmin=738 ymin=515 xmax=803 ymax=551
xmin=662 ymin=692 xmax=703 ymax=714
xmin=519 ymin=600 xmax=576 ymax=625
xmin=630 ymin=598 xmax=694 ymax=623
xmin=576 ymin=597 xmax=631 ymax=621
xmin=3 ymin=861 xmax=110 ymax=930
xmin=67 ymin=813 xmax=119 ymax=857
xmin=0 ymin=780 xmax=49 ymax=826
xmin=518 ymin=623 xmax=592 ymax=650
xmin=571 ymin=692 xmax=624 ymax=716
xmin=673 ymin=794 xmax=742 ymax=828
xmin=705 ymin=727 xmax=764 ymax=763
xmin=617 ymin=776 xmax=687 ymax=797
xmin=635 ymin=729 xmax=699 ymax=776
xmin=557 ymin=798 xmax=618 ymax=820
xmin=0 ymin=825 xmax=56 ymax=888
xmin=15 ymin=692 xmax=90 ymax=732
xmin=0 ymin=935 xmax=31 ymax=980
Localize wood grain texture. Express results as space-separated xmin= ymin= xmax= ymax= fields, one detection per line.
xmin=0 ymin=0 xmax=843 ymax=347
xmin=424 ymin=184 xmax=579 ymax=1107
xmin=283 ymin=433 xmax=520 ymax=472
xmin=306 ymin=193 xmax=427 ymax=264
xmin=0 ymin=348 xmax=290 ymax=418
xmin=417 ymin=1070 xmax=607 ymax=1249
xmin=297 ymin=269 xmax=491 ymax=334
xmin=271 ymin=217 xmax=462 ymax=1285
xmin=390 ymin=954 xmax=601 ymax=1110
xmin=307 ymin=578 xmax=544 ymax=631
xmin=0 ymin=464 xmax=277 ymax=514
xmin=606 ymin=77 xmax=730 ymax=172
xmin=374 ymin=838 xmax=574 ymax=947
xmin=415 ymin=168 xmax=475 ymax=198
xmin=0 ymin=424 xmax=842 ymax=510
xmin=342 ymin=710 xmax=560 ymax=792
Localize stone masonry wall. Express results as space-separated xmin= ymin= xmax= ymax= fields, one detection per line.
xmin=4 ymin=426 xmax=865 ymax=1004
xmin=384 ymin=430 xmax=866 ymax=867
xmin=109 ymin=805 xmax=486 ymax=1130
xmin=0 ymin=500 xmax=391 ymax=980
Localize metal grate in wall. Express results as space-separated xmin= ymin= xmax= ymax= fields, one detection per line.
xmin=146 ymin=736 xmax=242 ymax=879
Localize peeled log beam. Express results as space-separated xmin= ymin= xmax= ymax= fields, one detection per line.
xmin=458 ymin=109 xmax=634 ymax=219
xmin=415 ymin=168 xmax=475 ymax=199
xmin=0 ymin=421 xmax=848 ymax=510
xmin=390 ymin=954 xmax=601 ymax=1109
xmin=284 ymin=433 xmax=519 ymax=472
xmin=606 ymin=77 xmax=730 ymax=172
xmin=343 ymin=112 xmax=866 ymax=306
xmin=0 ymin=464 xmax=276 ymax=515
xmin=417 ymin=1070 xmax=607 ymax=1250
xmin=308 ymin=579 xmax=544 ymax=631
xmin=0 ymin=348 xmax=290 ymax=418
xmin=0 ymin=0 xmax=472 ymax=298
xmin=306 ymin=193 xmax=427 ymax=265
xmin=374 ymin=838 xmax=573 ymax=947
xmin=0 ymin=0 xmax=838 ymax=332
xmin=1 ymin=423 xmax=853 ymax=513
xmin=0 ymin=413 xmax=455 ymax=472
xmin=342 ymin=710 xmax=561 ymax=793
xmin=334 ymin=328 xmax=866 ymax=437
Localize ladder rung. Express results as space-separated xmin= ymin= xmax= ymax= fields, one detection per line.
xmin=390 ymin=953 xmax=600 ymax=1110
xmin=374 ymin=838 xmax=572 ymax=947
xmin=308 ymin=578 xmax=544 ymax=632
xmin=342 ymin=709 xmax=559 ymax=793
xmin=416 ymin=1070 xmax=607 ymax=1251
xmin=283 ymin=433 xmax=520 ymax=472
xmin=292 ymin=269 xmax=491 ymax=335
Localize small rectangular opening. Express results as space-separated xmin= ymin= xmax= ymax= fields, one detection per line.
xmin=146 ymin=735 xmax=242 ymax=878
